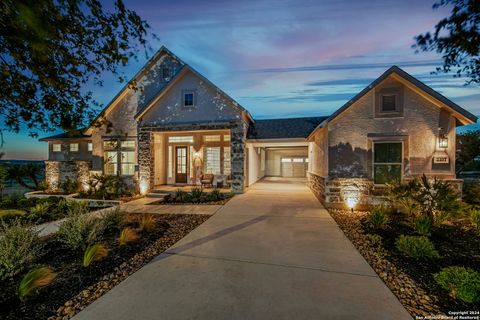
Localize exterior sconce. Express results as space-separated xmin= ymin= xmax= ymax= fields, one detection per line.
xmin=438 ymin=135 xmax=448 ymax=149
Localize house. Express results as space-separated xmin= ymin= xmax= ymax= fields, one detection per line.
xmin=40 ymin=46 xmax=478 ymax=209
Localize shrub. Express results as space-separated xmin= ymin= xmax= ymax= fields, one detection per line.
xmin=463 ymin=182 xmax=480 ymax=206
xmin=29 ymin=202 xmax=50 ymax=220
xmin=175 ymin=189 xmax=188 ymax=203
xmin=18 ymin=267 xmax=56 ymax=299
xmin=138 ymin=213 xmax=156 ymax=232
xmin=0 ymin=197 xmax=14 ymax=208
xmin=367 ymin=205 xmax=389 ymax=229
xmin=414 ymin=215 xmax=433 ymax=236
xmin=208 ymin=189 xmax=221 ymax=202
xmin=470 ymin=209 xmax=480 ymax=235
xmin=0 ymin=220 xmax=40 ymax=280
xmin=59 ymin=178 xmax=80 ymax=194
xmin=434 ymin=266 xmax=480 ymax=304
xmin=102 ymin=208 xmax=124 ymax=232
xmin=190 ymin=187 xmax=203 ymax=203
xmin=58 ymin=208 xmax=104 ymax=250
xmin=118 ymin=228 xmax=139 ymax=246
xmin=83 ymin=244 xmax=108 ymax=267
xmin=395 ymin=235 xmax=439 ymax=259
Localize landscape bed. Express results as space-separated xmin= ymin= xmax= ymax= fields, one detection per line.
xmin=329 ymin=209 xmax=480 ymax=317
xmin=149 ymin=188 xmax=233 ymax=205
xmin=0 ymin=213 xmax=210 ymax=320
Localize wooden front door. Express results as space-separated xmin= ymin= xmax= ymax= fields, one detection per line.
xmin=175 ymin=146 xmax=188 ymax=183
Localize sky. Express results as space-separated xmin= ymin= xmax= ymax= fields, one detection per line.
xmin=2 ymin=0 xmax=479 ymax=160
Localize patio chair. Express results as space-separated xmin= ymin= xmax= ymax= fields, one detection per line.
xmin=200 ymin=174 xmax=214 ymax=188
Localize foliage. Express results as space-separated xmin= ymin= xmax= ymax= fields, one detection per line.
xmin=58 ymin=204 xmax=104 ymax=250
xmin=6 ymin=163 xmax=43 ymax=190
xmin=138 ymin=213 xmax=155 ymax=232
xmin=0 ymin=220 xmax=40 ymax=280
xmin=387 ymin=175 xmax=461 ymax=225
xmin=463 ymin=181 xmax=480 ymax=206
xmin=190 ymin=187 xmax=203 ymax=203
xmin=395 ymin=235 xmax=440 ymax=259
xmin=59 ymin=178 xmax=80 ymax=194
xmin=0 ymin=209 xmax=26 ymax=218
xmin=414 ymin=0 xmax=480 ymax=84
xmin=18 ymin=267 xmax=56 ymax=299
xmin=28 ymin=202 xmax=50 ymax=220
xmin=83 ymin=244 xmax=108 ymax=267
xmin=0 ymin=0 xmax=151 ymax=136
xmin=118 ymin=228 xmax=139 ymax=246
xmin=414 ymin=215 xmax=433 ymax=236
xmin=174 ymin=189 xmax=188 ymax=203
xmin=0 ymin=162 xmax=7 ymax=198
xmin=456 ymin=130 xmax=480 ymax=174
xmin=470 ymin=209 xmax=480 ymax=235
xmin=366 ymin=205 xmax=389 ymax=229
xmin=80 ymin=174 xmax=134 ymax=200
xmin=434 ymin=266 xmax=480 ymax=303
xmin=102 ymin=208 xmax=124 ymax=232
xmin=207 ymin=189 xmax=221 ymax=202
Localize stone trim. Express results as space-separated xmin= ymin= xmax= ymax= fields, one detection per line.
xmin=230 ymin=123 xmax=247 ymax=193
xmin=45 ymin=160 xmax=91 ymax=192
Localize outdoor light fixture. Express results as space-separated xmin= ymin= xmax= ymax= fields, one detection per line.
xmin=139 ymin=179 xmax=149 ymax=195
xmin=438 ymin=134 xmax=448 ymax=149
xmin=346 ymin=197 xmax=357 ymax=212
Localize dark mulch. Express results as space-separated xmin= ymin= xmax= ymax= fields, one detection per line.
xmin=363 ymin=212 xmax=480 ymax=313
xmin=0 ymin=213 xmax=210 ymax=320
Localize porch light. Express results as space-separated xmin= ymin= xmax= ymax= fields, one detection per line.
xmin=438 ymin=135 xmax=448 ymax=149
xmin=140 ymin=179 xmax=149 ymax=195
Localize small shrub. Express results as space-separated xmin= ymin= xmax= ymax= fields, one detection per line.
xmin=118 ymin=228 xmax=139 ymax=246
xmin=58 ymin=208 xmax=104 ymax=250
xmin=83 ymin=244 xmax=108 ymax=267
xmin=190 ymin=187 xmax=203 ymax=203
xmin=367 ymin=205 xmax=389 ymax=229
xmin=434 ymin=266 xmax=480 ymax=304
xmin=463 ymin=182 xmax=480 ymax=206
xmin=138 ymin=213 xmax=156 ymax=232
xmin=29 ymin=202 xmax=50 ymax=220
xmin=102 ymin=208 xmax=124 ymax=232
xmin=0 ymin=220 xmax=40 ymax=280
xmin=208 ymin=189 xmax=221 ymax=202
xmin=470 ymin=209 xmax=480 ymax=235
xmin=18 ymin=267 xmax=56 ymax=299
xmin=395 ymin=235 xmax=439 ymax=259
xmin=59 ymin=178 xmax=80 ymax=194
xmin=414 ymin=215 xmax=433 ymax=236
xmin=175 ymin=189 xmax=188 ymax=203
xmin=0 ymin=198 xmax=14 ymax=208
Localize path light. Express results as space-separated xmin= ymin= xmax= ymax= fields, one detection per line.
xmin=140 ymin=179 xmax=149 ymax=195
xmin=346 ymin=197 xmax=357 ymax=212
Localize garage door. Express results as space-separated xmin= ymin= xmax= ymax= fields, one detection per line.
xmin=281 ymin=158 xmax=307 ymax=177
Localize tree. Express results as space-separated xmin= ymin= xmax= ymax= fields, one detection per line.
xmin=0 ymin=0 xmax=152 ymax=137
xmin=456 ymin=130 xmax=480 ymax=173
xmin=7 ymin=163 xmax=43 ymax=190
xmin=413 ymin=0 xmax=480 ymax=84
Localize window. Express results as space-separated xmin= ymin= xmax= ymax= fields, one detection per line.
xmin=168 ymin=136 xmax=194 ymax=143
xmin=120 ymin=151 xmax=135 ymax=176
xmin=293 ymin=158 xmax=304 ymax=163
xmin=87 ymin=143 xmax=93 ymax=152
xmin=104 ymin=151 xmax=118 ymax=175
xmin=204 ymin=135 xmax=221 ymax=142
xmin=381 ymin=94 xmax=396 ymax=112
xmin=281 ymin=158 xmax=292 ymax=163
xmin=70 ymin=143 xmax=79 ymax=152
xmin=204 ymin=147 xmax=221 ymax=174
xmin=224 ymin=135 xmax=231 ymax=142
xmin=183 ymin=92 xmax=194 ymax=107
xmin=223 ymin=147 xmax=231 ymax=175
xmin=373 ymin=142 xmax=402 ymax=184
xmin=121 ymin=140 xmax=135 ymax=148
xmin=52 ymin=144 xmax=61 ymax=152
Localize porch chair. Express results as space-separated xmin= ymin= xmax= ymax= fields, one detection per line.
xmin=200 ymin=174 xmax=214 ymax=188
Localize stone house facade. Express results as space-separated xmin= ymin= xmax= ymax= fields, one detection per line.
xmin=40 ymin=47 xmax=478 ymax=209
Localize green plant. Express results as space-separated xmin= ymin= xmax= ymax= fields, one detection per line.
xmin=175 ymin=189 xmax=188 ymax=203
xmin=138 ymin=213 xmax=156 ymax=232
xmin=0 ymin=220 xmax=40 ymax=280
xmin=59 ymin=178 xmax=80 ymax=194
xmin=29 ymin=202 xmax=50 ymax=220
xmin=118 ymin=228 xmax=139 ymax=246
xmin=395 ymin=235 xmax=440 ymax=259
xmin=208 ymin=189 xmax=221 ymax=202
xmin=470 ymin=209 xmax=480 ymax=235
xmin=190 ymin=187 xmax=203 ymax=203
xmin=102 ymin=208 xmax=124 ymax=232
xmin=58 ymin=206 xmax=104 ymax=250
xmin=18 ymin=267 xmax=56 ymax=299
xmin=414 ymin=215 xmax=433 ymax=236
xmin=387 ymin=179 xmax=420 ymax=216
xmin=434 ymin=266 xmax=480 ymax=304
xmin=83 ymin=244 xmax=108 ymax=267
xmin=463 ymin=182 xmax=480 ymax=206
xmin=367 ymin=205 xmax=389 ymax=229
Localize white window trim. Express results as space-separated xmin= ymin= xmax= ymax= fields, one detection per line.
xmin=372 ymin=141 xmax=404 ymax=185
xmin=87 ymin=142 xmax=93 ymax=152
xmin=183 ymin=90 xmax=196 ymax=108
xmin=70 ymin=143 xmax=79 ymax=152
xmin=52 ymin=144 xmax=61 ymax=152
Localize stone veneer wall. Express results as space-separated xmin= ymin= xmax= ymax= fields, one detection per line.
xmin=138 ymin=120 xmax=246 ymax=193
xmin=45 ymin=160 xmax=91 ymax=192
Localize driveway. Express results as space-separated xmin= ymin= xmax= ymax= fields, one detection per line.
xmin=74 ymin=177 xmax=411 ymax=320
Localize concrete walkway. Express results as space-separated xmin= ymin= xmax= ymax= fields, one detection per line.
xmin=74 ymin=178 xmax=411 ymax=320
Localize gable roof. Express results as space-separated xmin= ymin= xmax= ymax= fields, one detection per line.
xmin=134 ymin=50 xmax=253 ymax=122
xmin=247 ymin=116 xmax=328 ymax=140
xmin=39 ymin=129 xmax=90 ymax=142
xmin=308 ymin=66 xmax=478 ymax=138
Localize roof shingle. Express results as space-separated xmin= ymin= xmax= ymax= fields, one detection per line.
xmin=247 ymin=116 xmax=328 ymax=140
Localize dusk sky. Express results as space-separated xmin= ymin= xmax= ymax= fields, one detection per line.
xmin=2 ymin=0 xmax=479 ymax=160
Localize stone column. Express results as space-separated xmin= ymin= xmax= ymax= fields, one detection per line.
xmin=138 ymin=129 xmax=154 ymax=194
xmin=230 ymin=122 xmax=246 ymax=193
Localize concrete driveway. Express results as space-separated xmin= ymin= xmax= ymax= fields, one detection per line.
xmin=74 ymin=177 xmax=411 ymax=320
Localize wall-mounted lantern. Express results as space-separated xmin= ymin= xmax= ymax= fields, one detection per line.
xmin=438 ymin=134 xmax=448 ymax=149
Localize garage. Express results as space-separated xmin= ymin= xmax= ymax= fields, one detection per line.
xmin=265 ymin=147 xmax=308 ymax=178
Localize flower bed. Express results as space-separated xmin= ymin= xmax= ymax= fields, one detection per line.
xmin=0 ymin=213 xmax=210 ymax=320
xmin=149 ymin=188 xmax=233 ymax=205
xmin=329 ymin=209 xmax=480 ymax=317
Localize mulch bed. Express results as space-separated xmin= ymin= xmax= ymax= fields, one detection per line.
xmin=148 ymin=198 xmax=231 ymax=205
xmin=0 ymin=213 xmax=211 ymax=320
xmin=329 ymin=209 xmax=480 ymax=317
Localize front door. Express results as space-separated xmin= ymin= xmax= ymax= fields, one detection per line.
xmin=175 ymin=146 xmax=188 ymax=183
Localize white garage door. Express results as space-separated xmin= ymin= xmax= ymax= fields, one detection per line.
xmin=281 ymin=158 xmax=307 ymax=177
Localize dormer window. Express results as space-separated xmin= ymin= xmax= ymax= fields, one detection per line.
xmin=183 ymin=92 xmax=195 ymax=107
xmin=382 ymin=94 xmax=397 ymax=112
